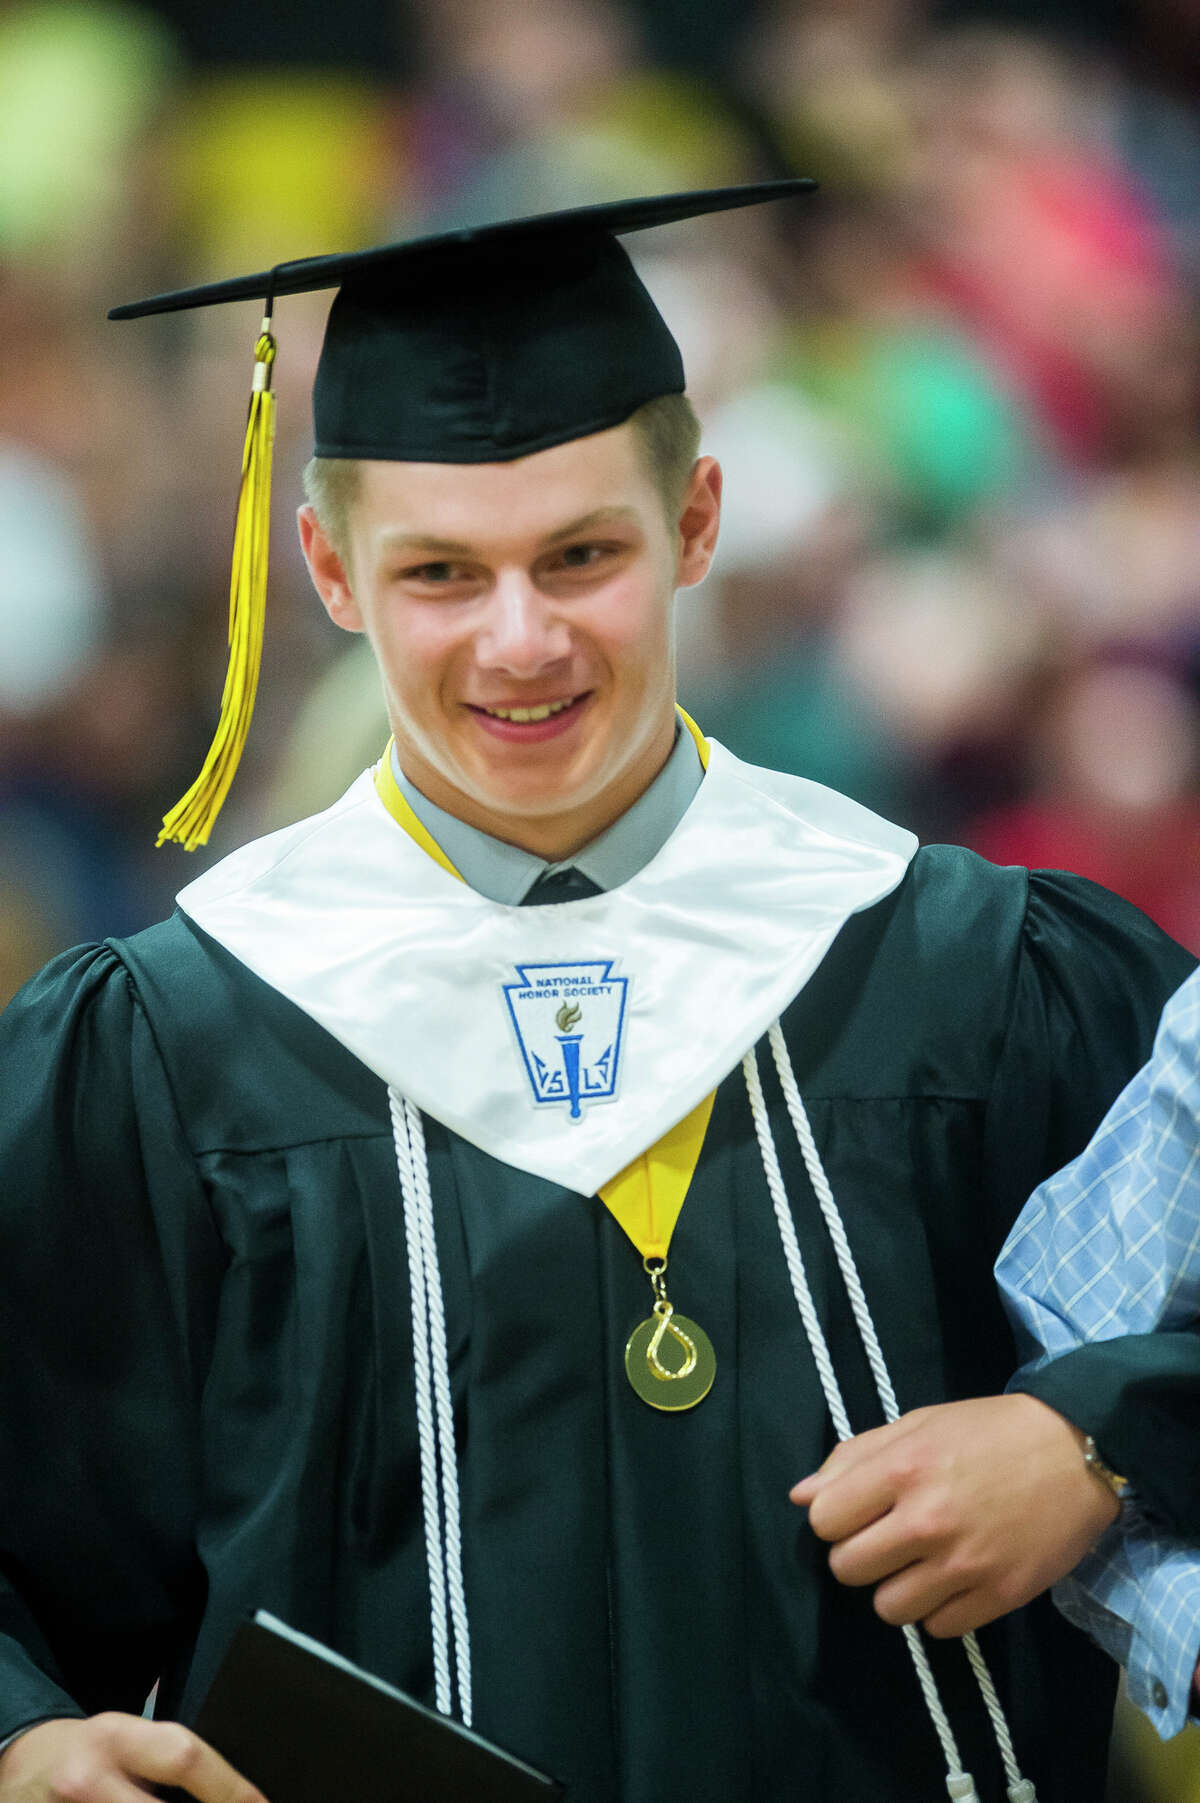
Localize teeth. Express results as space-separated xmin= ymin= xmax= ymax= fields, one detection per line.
xmin=484 ymin=699 xmax=574 ymax=723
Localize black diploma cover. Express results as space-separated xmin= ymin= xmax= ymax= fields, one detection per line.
xmin=182 ymin=1610 xmax=565 ymax=1801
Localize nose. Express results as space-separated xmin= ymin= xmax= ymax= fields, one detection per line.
xmin=476 ymin=569 xmax=572 ymax=676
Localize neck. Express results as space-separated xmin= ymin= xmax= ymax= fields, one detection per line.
xmin=393 ymin=716 xmax=678 ymax=861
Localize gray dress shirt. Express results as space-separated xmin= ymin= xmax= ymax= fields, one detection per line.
xmin=390 ymin=726 xmax=704 ymax=903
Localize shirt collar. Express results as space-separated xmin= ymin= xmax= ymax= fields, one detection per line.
xmin=390 ymin=722 xmax=704 ymax=905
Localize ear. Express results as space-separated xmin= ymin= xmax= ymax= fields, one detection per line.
xmin=297 ymin=504 xmax=364 ymax=633
xmin=674 ymin=456 xmax=722 ymax=589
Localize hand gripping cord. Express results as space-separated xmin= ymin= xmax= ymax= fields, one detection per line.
xmin=742 ymin=1025 xmax=1037 ymax=1803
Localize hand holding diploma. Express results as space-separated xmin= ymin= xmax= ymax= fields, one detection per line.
xmin=0 ymin=1714 xmax=266 ymax=1803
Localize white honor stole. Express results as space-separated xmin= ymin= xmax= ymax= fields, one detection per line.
xmin=177 ymin=737 xmax=916 ymax=1195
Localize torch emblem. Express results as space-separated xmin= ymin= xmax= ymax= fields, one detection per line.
xmin=503 ymin=960 xmax=629 ymax=1120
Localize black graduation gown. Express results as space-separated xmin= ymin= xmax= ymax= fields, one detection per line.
xmin=0 ymin=846 xmax=1195 ymax=1802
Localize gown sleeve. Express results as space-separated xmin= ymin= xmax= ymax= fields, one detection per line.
xmin=0 ymin=942 xmax=225 ymax=1744
xmin=982 ymin=872 xmax=1199 ymax=1533
xmin=995 ymin=954 xmax=1200 ymax=1534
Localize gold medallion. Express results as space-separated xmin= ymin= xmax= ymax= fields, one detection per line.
xmin=625 ymin=1302 xmax=716 ymax=1411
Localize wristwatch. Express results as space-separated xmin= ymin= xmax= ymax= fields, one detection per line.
xmin=1082 ymin=1433 xmax=1128 ymax=1501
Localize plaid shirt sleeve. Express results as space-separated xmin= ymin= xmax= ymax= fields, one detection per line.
xmin=996 ymin=964 xmax=1200 ymax=1738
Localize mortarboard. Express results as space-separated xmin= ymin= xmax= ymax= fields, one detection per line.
xmin=110 ymin=179 xmax=816 ymax=847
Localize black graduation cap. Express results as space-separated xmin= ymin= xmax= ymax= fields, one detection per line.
xmin=109 ymin=179 xmax=816 ymax=847
xmin=111 ymin=179 xmax=816 ymax=464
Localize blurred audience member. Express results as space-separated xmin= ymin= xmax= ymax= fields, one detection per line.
xmin=966 ymin=652 xmax=1200 ymax=953
xmin=0 ymin=0 xmax=180 ymax=290
xmin=903 ymin=28 xmax=1180 ymax=466
xmin=0 ymin=444 xmax=105 ymax=715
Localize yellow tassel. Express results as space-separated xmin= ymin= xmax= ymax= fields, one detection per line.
xmin=158 ymin=318 xmax=277 ymax=849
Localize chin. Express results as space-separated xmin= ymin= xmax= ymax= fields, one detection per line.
xmin=482 ymin=783 xmax=592 ymax=821
xmin=464 ymin=750 xmax=605 ymax=803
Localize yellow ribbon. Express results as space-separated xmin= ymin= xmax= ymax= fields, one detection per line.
xmin=596 ymin=1088 xmax=715 ymax=1259
xmin=374 ymin=749 xmax=464 ymax=881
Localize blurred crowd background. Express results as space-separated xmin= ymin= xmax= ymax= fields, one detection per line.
xmin=0 ymin=0 xmax=1197 ymax=1789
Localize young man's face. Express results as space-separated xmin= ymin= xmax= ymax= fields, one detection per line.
xmin=299 ymin=419 xmax=721 ymax=857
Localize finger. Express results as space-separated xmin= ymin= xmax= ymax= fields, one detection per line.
xmin=55 ymin=1773 xmax=174 ymax=1803
xmin=106 ymin=1719 xmax=268 ymax=1803
xmin=826 ymin=1514 xmax=928 ymax=1589
xmin=789 ymin=1450 xmax=868 ymax=1504
xmin=920 ymin=1588 xmax=1005 ymax=1639
xmin=805 ymin=1457 xmax=903 ymax=1543
xmin=791 ymin=1415 xmax=926 ymax=1503
xmin=871 ymin=1566 xmax=970 ymax=1629
xmin=789 ymin=1446 xmax=854 ymax=1504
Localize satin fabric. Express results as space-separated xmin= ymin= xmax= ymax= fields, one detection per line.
xmin=175 ymin=741 xmax=916 ymax=1195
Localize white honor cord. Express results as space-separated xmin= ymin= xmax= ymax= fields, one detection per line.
xmin=745 ymin=1026 xmax=1037 ymax=1803
xmin=389 ymin=1088 xmax=473 ymax=1727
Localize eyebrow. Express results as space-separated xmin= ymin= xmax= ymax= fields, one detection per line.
xmin=539 ymin=506 xmax=642 ymax=546
xmin=376 ymin=506 xmax=642 ymax=560
xmin=376 ymin=532 xmax=476 ymax=558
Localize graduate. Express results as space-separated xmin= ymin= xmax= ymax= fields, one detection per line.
xmin=0 ymin=182 xmax=1196 ymax=1803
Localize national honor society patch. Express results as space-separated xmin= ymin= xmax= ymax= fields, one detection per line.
xmin=503 ymin=960 xmax=629 ymax=1120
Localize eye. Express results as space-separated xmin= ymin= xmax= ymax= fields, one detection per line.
xmin=392 ymin=559 xmax=484 ymax=597
xmin=545 ymin=541 xmax=630 ymax=581
xmin=404 ymin=561 xmax=465 ymax=584
xmin=558 ymin=543 xmax=605 ymax=568
xmin=538 ymin=539 xmax=636 ymax=591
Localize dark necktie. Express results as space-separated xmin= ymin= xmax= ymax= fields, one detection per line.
xmin=520 ymin=866 xmax=603 ymax=905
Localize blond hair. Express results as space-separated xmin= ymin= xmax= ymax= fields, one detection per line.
xmin=302 ymin=391 xmax=702 ymax=560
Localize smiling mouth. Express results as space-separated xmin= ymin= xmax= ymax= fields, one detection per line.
xmin=472 ymin=695 xmax=587 ymax=724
